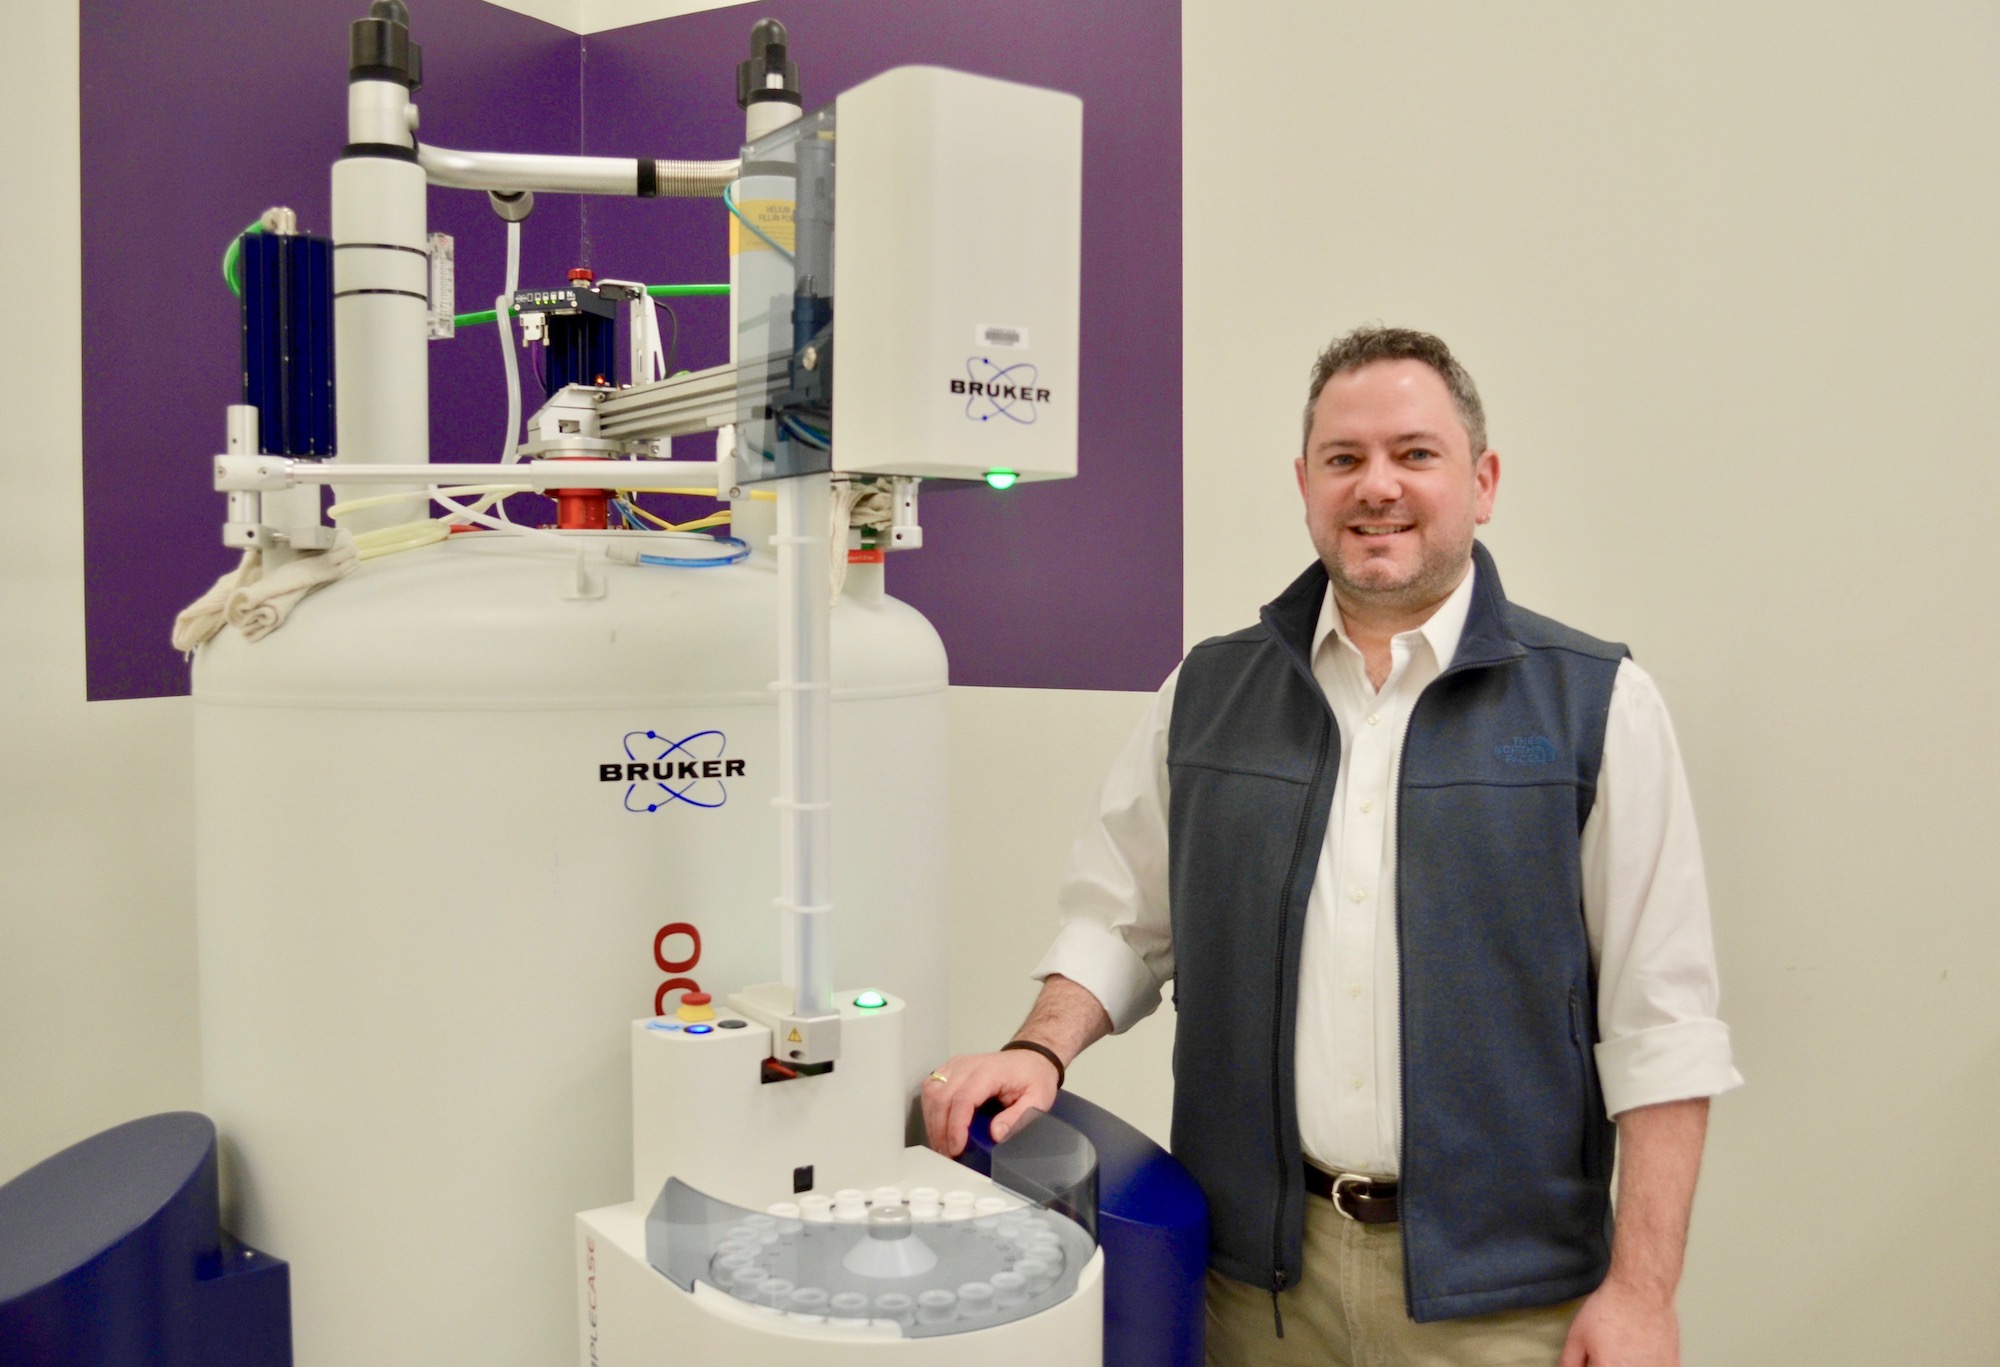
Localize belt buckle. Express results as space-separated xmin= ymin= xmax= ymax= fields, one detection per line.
xmin=1330 ymin=1173 xmax=1373 ymax=1222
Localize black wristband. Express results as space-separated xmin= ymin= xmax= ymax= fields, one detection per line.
xmin=1002 ymin=1039 xmax=1066 ymax=1090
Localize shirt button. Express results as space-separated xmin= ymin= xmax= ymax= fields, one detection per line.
xmin=1348 ymin=984 xmax=1364 ymax=998
xmin=1359 ymin=799 xmax=1374 ymax=814
xmin=1350 ymin=1077 xmax=1364 ymax=1091
xmin=1367 ymin=714 xmax=1380 ymax=726
xmin=1350 ymin=888 xmax=1366 ymax=903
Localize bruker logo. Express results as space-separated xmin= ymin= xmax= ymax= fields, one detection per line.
xmin=600 ymin=729 xmax=745 ymax=812
xmin=949 ymin=357 xmax=1049 ymax=425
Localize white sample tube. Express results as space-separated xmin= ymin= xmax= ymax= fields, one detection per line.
xmin=1015 ymin=1257 xmax=1054 ymax=1293
xmin=801 ymin=1194 xmax=833 ymax=1222
xmin=830 ymin=1292 xmax=870 ymax=1319
xmin=871 ymin=1186 xmax=905 ymax=1207
xmin=975 ymin=1196 xmax=1011 ymax=1216
xmin=766 ymin=1202 xmax=802 ymax=1219
xmin=832 ymin=1189 xmax=869 ymax=1222
xmin=942 ymin=1191 xmax=976 ymax=1220
xmin=916 ymin=1289 xmax=957 ymax=1325
xmin=957 ymin=1282 xmax=997 ymax=1318
xmin=787 ymin=1287 xmax=830 ymax=1319
xmin=730 ymin=1267 xmax=769 ymax=1300
xmin=873 ymin=1292 xmax=915 ymax=1327
xmin=758 ymin=1278 xmax=796 ymax=1309
xmin=990 ymin=1270 xmax=1027 ymax=1308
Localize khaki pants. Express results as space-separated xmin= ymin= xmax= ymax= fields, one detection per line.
xmin=1206 ymin=1192 xmax=1583 ymax=1367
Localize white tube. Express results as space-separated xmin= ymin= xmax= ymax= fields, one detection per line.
xmin=278 ymin=461 xmax=718 ymax=489
xmin=774 ymin=472 xmax=834 ymax=1017
xmin=417 ymin=144 xmax=737 ymax=197
xmin=498 ymin=219 xmax=523 ymax=466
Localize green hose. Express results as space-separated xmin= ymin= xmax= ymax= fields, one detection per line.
xmin=452 ymin=282 xmax=729 ymax=329
xmin=221 ymin=219 xmax=267 ymax=296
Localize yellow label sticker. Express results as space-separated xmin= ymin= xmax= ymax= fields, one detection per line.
xmin=730 ymin=198 xmax=797 ymax=256
xmin=787 ymin=1028 xmax=803 ymax=1043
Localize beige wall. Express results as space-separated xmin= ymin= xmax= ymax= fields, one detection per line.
xmin=1185 ymin=2 xmax=2000 ymax=1362
xmin=6 ymin=1 xmax=1997 ymax=1363
xmin=0 ymin=0 xmax=203 ymax=1181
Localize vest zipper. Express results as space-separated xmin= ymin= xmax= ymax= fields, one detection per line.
xmin=1391 ymin=654 xmax=1511 ymax=1316
xmin=1268 ymin=715 xmax=1329 ymax=1326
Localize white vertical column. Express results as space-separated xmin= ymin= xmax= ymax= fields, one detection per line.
xmin=774 ymin=471 xmax=834 ymax=1018
xmin=332 ymin=78 xmax=429 ymax=534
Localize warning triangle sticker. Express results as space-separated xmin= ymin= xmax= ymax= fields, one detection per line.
xmin=787 ymin=1029 xmax=803 ymax=1043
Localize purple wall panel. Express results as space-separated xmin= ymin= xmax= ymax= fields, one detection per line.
xmin=581 ymin=0 xmax=1182 ymax=692
xmin=80 ymin=0 xmax=1179 ymax=699
xmin=80 ymin=0 xmax=580 ymax=700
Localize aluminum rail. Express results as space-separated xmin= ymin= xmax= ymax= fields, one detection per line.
xmin=596 ymin=355 xmax=788 ymax=441
xmin=416 ymin=144 xmax=738 ymax=198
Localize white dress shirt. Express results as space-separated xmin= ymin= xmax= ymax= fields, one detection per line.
xmin=1033 ymin=563 xmax=1743 ymax=1177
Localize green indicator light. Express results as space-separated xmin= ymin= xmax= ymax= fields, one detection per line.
xmin=854 ymin=990 xmax=888 ymax=1009
xmin=984 ymin=469 xmax=1019 ymax=491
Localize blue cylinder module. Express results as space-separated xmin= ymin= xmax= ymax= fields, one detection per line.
xmin=240 ymin=228 xmax=336 ymax=458
xmin=963 ymin=1091 xmax=1209 ymax=1367
xmin=0 ymin=1112 xmax=292 ymax=1367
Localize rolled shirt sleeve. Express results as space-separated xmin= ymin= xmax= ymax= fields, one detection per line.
xmin=1583 ymin=659 xmax=1746 ymax=1117
xmin=1030 ymin=668 xmax=1180 ymax=1033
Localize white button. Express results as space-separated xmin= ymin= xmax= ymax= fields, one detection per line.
xmin=1351 ymin=888 xmax=1366 ymax=903
xmin=1348 ymin=984 xmax=1364 ymax=999
xmin=1367 ymin=714 xmax=1380 ymax=726
xmin=1359 ymin=799 xmax=1374 ymax=814
xmin=1350 ymin=1077 xmax=1364 ymax=1091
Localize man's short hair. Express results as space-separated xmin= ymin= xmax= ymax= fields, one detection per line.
xmin=1301 ymin=325 xmax=1487 ymax=456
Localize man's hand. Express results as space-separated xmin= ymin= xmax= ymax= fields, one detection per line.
xmin=1558 ymin=1276 xmax=1678 ymax=1367
xmin=918 ymin=974 xmax=1112 ymax=1157
xmin=1558 ymin=1096 xmax=1710 ymax=1366
xmin=920 ymin=1049 xmax=1060 ymax=1156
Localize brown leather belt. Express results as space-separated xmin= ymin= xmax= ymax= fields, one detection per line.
xmin=1303 ymin=1164 xmax=1400 ymax=1224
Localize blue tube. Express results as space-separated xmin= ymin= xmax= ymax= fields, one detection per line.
xmin=635 ymin=536 xmax=750 ymax=569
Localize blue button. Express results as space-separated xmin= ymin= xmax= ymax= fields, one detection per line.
xmin=686 ymin=1024 xmax=714 ymax=1036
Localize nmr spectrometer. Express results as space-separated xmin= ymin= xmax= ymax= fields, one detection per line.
xmin=60 ymin=4 xmax=1217 ymax=1367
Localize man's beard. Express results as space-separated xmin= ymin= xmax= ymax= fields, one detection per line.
xmin=1320 ymin=523 xmax=1472 ymax=615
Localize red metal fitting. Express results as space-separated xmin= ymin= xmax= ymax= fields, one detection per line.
xmin=552 ymin=489 xmax=610 ymax=530
xmin=567 ymin=267 xmax=595 ymax=284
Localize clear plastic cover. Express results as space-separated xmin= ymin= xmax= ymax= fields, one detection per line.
xmin=645 ymin=1110 xmax=1097 ymax=1337
xmin=734 ymin=103 xmax=836 ymax=484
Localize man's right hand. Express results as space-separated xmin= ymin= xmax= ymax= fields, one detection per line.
xmin=920 ymin=1048 xmax=1061 ymax=1157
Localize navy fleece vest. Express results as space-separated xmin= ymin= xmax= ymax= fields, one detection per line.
xmin=1165 ymin=542 xmax=1627 ymax=1322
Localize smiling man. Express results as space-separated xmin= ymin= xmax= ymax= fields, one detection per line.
xmin=923 ymin=326 xmax=1741 ymax=1367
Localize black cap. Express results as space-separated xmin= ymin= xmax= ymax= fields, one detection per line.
xmin=736 ymin=19 xmax=800 ymax=109
xmin=351 ymin=0 xmax=423 ymax=89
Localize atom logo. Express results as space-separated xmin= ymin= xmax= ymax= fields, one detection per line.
xmin=962 ymin=357 xmax=1041 ymax=425
xmin=620 ymin=729 xmax=737 ymax=812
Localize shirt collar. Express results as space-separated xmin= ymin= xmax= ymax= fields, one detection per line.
xmin=1312 ymin=558 xmax=1479 ymax=674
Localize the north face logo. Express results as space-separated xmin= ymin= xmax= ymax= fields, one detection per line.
xmin=1494 ymin=736 xmax=1559 ymax=765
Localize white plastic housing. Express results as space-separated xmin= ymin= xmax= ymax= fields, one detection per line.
xmin=831 ymin=67 xmax=1082 ymax=483
xmin=579 ymin=986 xmax=1102 ymax=1365
xmin=193 ymin=541 xmax=947 ymax=1367
xmin=578 ymin=1163 xmax=1104 ymax=1365
xmin=630 ymin=991 xmax=905 ymax=1212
